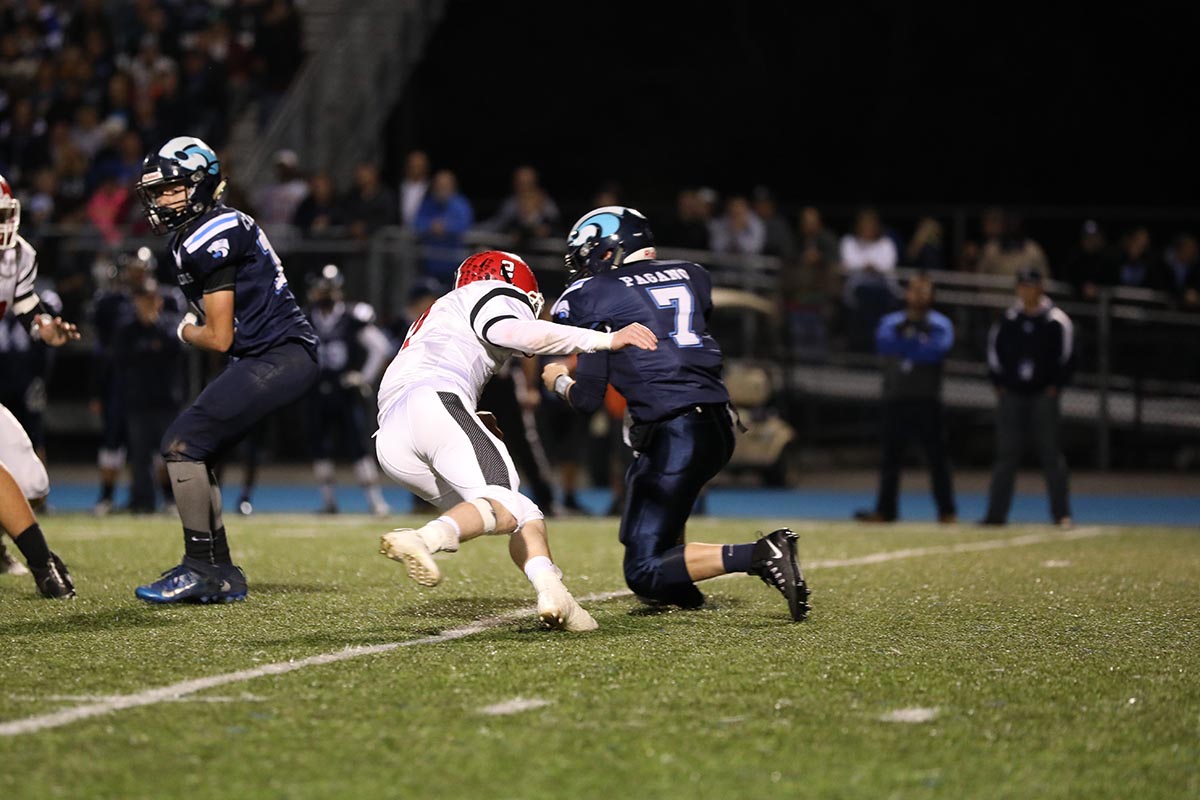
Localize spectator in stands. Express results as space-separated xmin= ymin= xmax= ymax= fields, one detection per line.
xmin=840 ymin=206 xmax=900 ymax=352
xmin=85 ymin=167 xmax=131 ymax=246
xmin=253 ymin=148 xmax=308 ymax=229
xmin=1061 ymin=219 xmax=1113 ymax=300
xmin=854 ymin=273 xmax=956 ymax=524
xmin=113 ymin=278 xmax=182 ymax=513
xmin=397 ymin=149 xmax=430 ymax=229
xmin=252 ymin=0 xmax=305 ymax=130
xmin=1159 ymin=233 xmax=1200 ymax=308
xmin=982 ymin=267 xmax=1073 ymax=528
xmin=904 ymin=216 xmax=946 ymax=271
xmin=481 ymin=164 xmax=561 ymax=235
xmin=413 ymin=168 xmax=474 ymax=287
xmin=709 ymin=194 xmax=766 ymax=255
xmin=293 ymin=170 xmax=342 ymax=237
xmin=976 ymin=211 xmax=1050 ymax=279
xmin=1113 ymin=225 xmax=1158 ymax=290
xmin=657 ymin=188 xmax=712 ymax=250
xmin=591 ymin=180 xmax=622 ymax=208
xmin=778 ymin=205 xmax=840 ymax=357
xmin=752 ymin=185 xmax=796 ymax=260
xmin=342 ymin=160 xmax=397 ymax=240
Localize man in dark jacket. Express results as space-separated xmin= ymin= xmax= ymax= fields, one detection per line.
xmin=982 ymin=268 xmax=1074 ymax=527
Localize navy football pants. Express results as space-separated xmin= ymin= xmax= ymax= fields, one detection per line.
xmin=619 ymin=403 xmax=735 ymax=606
xmin=162 ymin=341 xmax=319 ymax=463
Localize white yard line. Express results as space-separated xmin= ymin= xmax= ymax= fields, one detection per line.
xmin=0 ymin=528 xmax=1108 ymax=738
xmin=807 ymin=527 xmax=1105 ymax=569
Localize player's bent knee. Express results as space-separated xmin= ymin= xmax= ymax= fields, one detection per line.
xmin=470 ymin=487 xmax=543 ymax=533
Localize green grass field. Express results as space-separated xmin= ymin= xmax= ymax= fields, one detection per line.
xmin=1 ymin=515 xmax=1197 ymax=799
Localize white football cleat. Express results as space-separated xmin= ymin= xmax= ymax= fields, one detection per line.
xmin=532 ymin=574 xmax=598 ymax=632
xmin=1 ymin=547 xmax=30 ymax=576
xmin=379 ymin=529 xmax=441 ymax=587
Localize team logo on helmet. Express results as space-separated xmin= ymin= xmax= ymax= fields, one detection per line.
xmin=161 ymin=137 xmax=220 ymax=176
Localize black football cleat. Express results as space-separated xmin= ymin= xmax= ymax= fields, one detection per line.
xmin=33 ymin=552 xmax=76 ymax=599
xmin=750 ymin=528 xmax=810 ymax=621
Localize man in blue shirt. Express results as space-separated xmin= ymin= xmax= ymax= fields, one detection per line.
xmin=132 ymin=136 xmax=319 ymax=604
xmin=855 ymin=273 xmax=957 ymax=523
xmin=543 ymin=206 xmax=810 ymax=621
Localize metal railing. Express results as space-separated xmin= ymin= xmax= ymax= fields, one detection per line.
xmin=16 ymin=224 xmax=1200 ymax=468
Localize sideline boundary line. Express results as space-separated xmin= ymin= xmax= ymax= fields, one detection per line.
xmin=0 ymin=527 xmax=1108 ymax=737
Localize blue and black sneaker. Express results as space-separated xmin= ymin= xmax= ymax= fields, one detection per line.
xmin=135 ymin=559 xmax=249 ymax=604
xmin=209 ymin=563 xmax=248 ymax=603
xmin=135 ymin=558 xmax=220 ymax=604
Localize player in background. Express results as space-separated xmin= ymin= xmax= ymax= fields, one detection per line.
xmin=0 ymin=172 xmax=79 ymax=597
xmin=375 ymin=250 xmax=657 ymax=631
xmin=305 ymin=263 xmax=394 ymax=515
xmin=543 ymin=206 xmax=811 ymax=621
xmin=86 ymin=256 xmax=133 ymax=514
xmin=132 ymin=136 xmax=319 ymax=604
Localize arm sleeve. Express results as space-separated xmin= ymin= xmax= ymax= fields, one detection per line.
xmin=12 ymin=246 xmax=44 ymax=326
xmin=987 ymin=321 xmax=1004 ymax=386
xmin=874 ymin=313 xmax=904 ymax=355
xmin=486 ymin=318 xmax=613 ymax=355
xmin=356 ymin=323 xmax=395 ymax=386
xmin=567 ymin=352 xmax=609 ymax=414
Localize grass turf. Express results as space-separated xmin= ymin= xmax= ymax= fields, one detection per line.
xmin=1 ymin=515 xmax=1197 ymax=799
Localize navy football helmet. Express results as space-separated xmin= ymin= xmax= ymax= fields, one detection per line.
xmin=136 ymin=136 xmax=226 ymax=234
xmin=308 ymin=263 xmax=345 ymax=306
xmin=565 ymin=206 xmax=656 ymax=278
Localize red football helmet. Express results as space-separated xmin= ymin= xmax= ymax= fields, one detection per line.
xmin=454 ymin=250 xmax=544 ymax=317
xmin=0 ymin=173 xmax=19 ymax=249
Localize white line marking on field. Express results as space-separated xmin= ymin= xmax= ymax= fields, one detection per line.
xmin=478 ymin=697 xmax=552 ymax=716
xmin=25 ymin=693 xmax=266 ymax=705
xmin=0 ymin=528 xmax=1109 ymax=738
xmin=808 ymin=527 xmax=1105 ymax=569
xmin=1042 ymin=559 xmax=1072 ymax=568
xmin=0 ymin=590 xmax=629 ymax=738
xmin=880 ymin=707 xmax=939 ymax=723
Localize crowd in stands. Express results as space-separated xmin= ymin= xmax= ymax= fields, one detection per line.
xmin=0 ymin=0 xmax=304 ymax=240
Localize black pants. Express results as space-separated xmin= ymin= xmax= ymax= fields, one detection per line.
xmin=874 ymin=397 xmax=956 ymax=518
xmin=984 ymin=392 xmax=1071 ymax=523
xmin=620 ymin=404 xmax=735 ymax=606
xmin=126 ymin=407 xmax=175 ymax=511
xmin=162 ymin=342 xmax=319 ymax=464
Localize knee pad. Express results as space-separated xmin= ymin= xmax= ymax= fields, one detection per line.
xmin=470 ymin=487 xmax=544 ymax=533
xmin=468 ymin=497 xmax=497 ymax=533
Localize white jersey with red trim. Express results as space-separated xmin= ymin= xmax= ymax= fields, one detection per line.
xmin=0 ymin=235 xmax=39 ymax=323
xmin=377 ymin=279 xmax=613 ymax=424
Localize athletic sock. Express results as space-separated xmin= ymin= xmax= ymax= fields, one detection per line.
xmin=183 ymin=528 xmax=214 ymax=563
xmin=523 ymin=555 xmax=561 ymax=586
xmin=418 ymin=517 xmax=460 ymax=553
xmin=14 ymin=523 xmax=52 ymax=569
xmin=721 ymin=543 xmax=755 ymax=574
xmin=211 ymin=526 xmax=232 ymax=565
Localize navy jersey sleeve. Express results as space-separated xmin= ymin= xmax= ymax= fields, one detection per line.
xmin=178 ymin=210 xmax=254 ymax=293
xmin=550 ymin=277 xmax=603 ymax=330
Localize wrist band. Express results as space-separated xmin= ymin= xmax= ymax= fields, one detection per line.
xmin=553 ymin=373 xmax=574 ymax=398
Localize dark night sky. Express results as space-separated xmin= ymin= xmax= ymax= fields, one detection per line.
xmin=387 ymin=2 xmax=1196 ymax=223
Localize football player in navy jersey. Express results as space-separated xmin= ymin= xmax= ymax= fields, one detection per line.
xmin=132 ymin=136 xmax=320 ymax=604
xmin=543 ymin=206 xmax=811 ymax=621
xmin=305 ymin=263 xmax=394 ymax=515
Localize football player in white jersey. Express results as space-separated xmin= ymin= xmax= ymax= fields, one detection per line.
xmin=375 ymin=250 xmax=656 ymax=631
xmin=0 ymin=172 xmax=80 ymax=598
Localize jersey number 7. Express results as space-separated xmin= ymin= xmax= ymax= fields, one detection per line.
xmin=647 ymin=284 xmax=702 ymax=347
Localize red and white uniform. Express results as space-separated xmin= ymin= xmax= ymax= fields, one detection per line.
xmin=0 ymin=235 xmax=49 ymax=499
xmin=375 ymin=279 xmax=612 ymax=521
